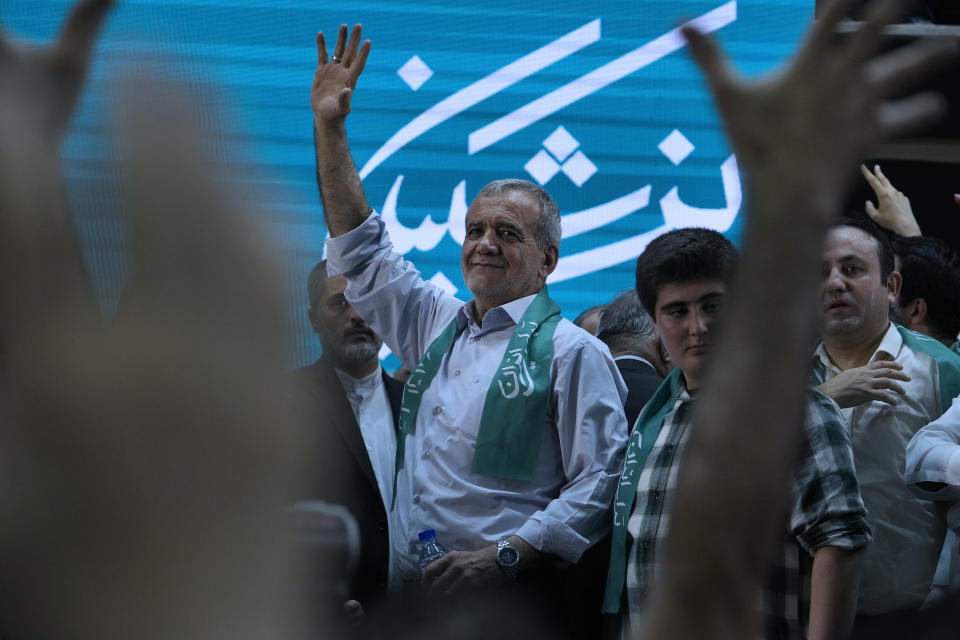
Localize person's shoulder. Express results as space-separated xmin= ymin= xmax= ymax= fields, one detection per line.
xmin=553 ymin=317 xmax=609 ymax=356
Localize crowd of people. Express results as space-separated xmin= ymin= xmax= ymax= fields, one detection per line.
xmin=1 ymin=0 xmax=959 ymax=639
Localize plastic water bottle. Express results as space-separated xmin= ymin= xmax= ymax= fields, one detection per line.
xmin=418 ymin=529 xmax=448 ymax=572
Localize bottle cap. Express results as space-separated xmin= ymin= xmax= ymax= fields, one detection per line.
xmin=418 ymin=529 xmax=437 ymax=541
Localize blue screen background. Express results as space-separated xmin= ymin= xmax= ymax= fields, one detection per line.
xmin=1 ymin=0 xmax=814 ymax=369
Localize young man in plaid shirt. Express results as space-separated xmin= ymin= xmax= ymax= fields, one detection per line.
xmin=603 ymin=228 xmax=872 ymax=640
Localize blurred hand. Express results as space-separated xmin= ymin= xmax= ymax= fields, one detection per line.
xmin=682 ymin=0 xmax=958 ymax=221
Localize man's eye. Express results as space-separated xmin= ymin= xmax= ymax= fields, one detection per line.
xmin=499 ymin=229 xmax=517 ymax=240
xmin=668 ymin=308 xmax=686 ymax=318
xmin=466 ymin=227 xmax=481 ymax=238
xmin=843 ymin=265 xmax=861 ymax=275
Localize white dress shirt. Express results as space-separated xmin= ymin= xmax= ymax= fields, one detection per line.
xmin=327 ymin=213 xmax=629 ymax=583
xmin=333 ymin=366 xmax=405 ymax=589
xmin=814 ymin=323 xmax=947 ymax=614
xmin=906 ymin=395 xmax=960 ymax=593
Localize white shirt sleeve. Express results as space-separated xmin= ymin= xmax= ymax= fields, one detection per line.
xmin=325 ymin=213 xmax=464 ymax=368
xmin=516 ymin=329 xmax=629 ymax=561
xmin=906 ymin=395 xmax=960 ymax=502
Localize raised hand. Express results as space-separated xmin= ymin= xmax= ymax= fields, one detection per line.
xmin=311 ymin=24 xmax=371 ymax=125
xmin=818 ymin=360 xmax=912 ymax=407
xmin=0 ymin=0 xmax=113 ymax=145
xmin=682 ymin=0 xmax=957 ymax=221
xmin=861 ymin=163 xmax=922 ymax=237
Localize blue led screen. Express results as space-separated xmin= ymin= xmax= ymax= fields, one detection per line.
xmin=1 ymin=0 xmax=815 ymax=368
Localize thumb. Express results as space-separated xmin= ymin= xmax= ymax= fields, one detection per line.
xmin=865 ymin=200 xmax=879 ymax=219
xmin=337 ymin=87 xmax=353 ymax=115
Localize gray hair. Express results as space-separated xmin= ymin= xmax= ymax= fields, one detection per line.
xmin=597 ymin=290 xmax=656 ymax=344
xmin=306 ymin=259 xmax=329 ymax=311
xmin=474 ymin=179 xmax=561 ymax=248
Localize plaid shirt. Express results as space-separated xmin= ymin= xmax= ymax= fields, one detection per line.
xmin=624 ymin=382 xmax=871 ymax=640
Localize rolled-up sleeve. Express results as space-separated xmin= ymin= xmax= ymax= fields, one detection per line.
xmin=791 ymin=390 xmax=872 ymax=553
xmin=517 ymin=331 xmax=629 ymax=562
xmin=325 ymin=213 xmax=463 ymax=368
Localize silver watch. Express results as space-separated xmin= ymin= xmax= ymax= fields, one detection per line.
xmin=496 ymin=538 xmax=520 ymax=579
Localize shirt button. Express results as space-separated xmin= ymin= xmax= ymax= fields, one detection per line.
xmin=642 ymin=536 xmax=651 ymax=549
xmin=454 ymin=369 xmax=461 ymax=376
xmin=413 ymin=495 xmax=421 ymax=505
xmin=651 ymin=490 xmax=661 ymax=504
xmin=473 ymin=376 xmax=480 ymax=383
xmin=432 ymin=406 xmax=443 ymax=416
xmin=422 ymin=450 xmax=431 ymax=460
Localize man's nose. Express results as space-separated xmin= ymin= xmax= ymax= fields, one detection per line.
xmin=823 ymin=265 xmax=847 ymax=292
xmin=477 ymin=229 xmax=500 ymax=253
xmin=689 ymin=309 xmax=710 ymax=336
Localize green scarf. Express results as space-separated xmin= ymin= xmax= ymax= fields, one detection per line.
xmin=602 ymin=368 xmax=683 ymax=613
xmin=391 ymin=288 xmax=562 ymax=508
xmin=896 ymin=325 xmax=960 ymax=413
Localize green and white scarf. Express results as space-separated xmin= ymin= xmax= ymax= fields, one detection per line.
xmin=392 ymin=287 xmax=562 ymax=508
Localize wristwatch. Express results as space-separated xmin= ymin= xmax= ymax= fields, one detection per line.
xmin=496 ymin=538 xmax=520 ymax=580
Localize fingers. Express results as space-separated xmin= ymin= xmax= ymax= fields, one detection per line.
xmin=871 ymin=389 xmax=905 ymax=406
xmin=54 ymin=0 xmax=115 ymax=66
xmin=861 ymin=163 xmax=884 ymax=194
xmin=845 ymin=0 xmax=904 ymax=65
xmin=332 ymin=24 xmax=348 ymax=61
xmin=807 ymin=0 xmax=854 ymax=53
xmin=351 ymin=39 xmax=372 ymax=81
xmin=876 ymin=92 xmax=948 ymax=139
xmin=867 ymin=37 xmax=960 ymax=100
xmin=865 ymin=200 xmax=880 ymax=220
xmin=681 ymin=25 xmax=734 ymax=101
xmin=342 ymin=23 xmax=362 ymax=66
xmin=316 ymin=31 xmax=327 ymax=66
xmin=420 ymin=553 xmax=449 ymax=582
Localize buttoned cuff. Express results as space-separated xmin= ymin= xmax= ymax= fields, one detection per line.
xmin=516 ymin=514 xmax=592 ymax=564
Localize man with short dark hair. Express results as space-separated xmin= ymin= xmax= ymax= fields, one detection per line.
xmin=813 ymin=217 xmax=960 ymax=628
xmin=890 ymin=234 xmax=960 ymax=351
xmin=604 ymin=227 xmax=871 ymax=640
xmin=596 ymin=290 xmax=669 ymax=428
xmin=290 ymin=259 xmax=404 ymax=605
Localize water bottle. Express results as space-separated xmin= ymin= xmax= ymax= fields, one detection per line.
xmin=418 ymin=528 xmax=448 ymax=572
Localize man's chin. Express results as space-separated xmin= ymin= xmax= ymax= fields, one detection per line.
xmin=338 ymin=342 xmax=382 ymax=365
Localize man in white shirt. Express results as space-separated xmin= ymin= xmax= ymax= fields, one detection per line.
xmin=309 ymin=23 xmax=628 ymax=597
xmin=291 ymin=260 xmax=405 ymax=606
xmin=812 ymin=217 xmax=960 ymax=632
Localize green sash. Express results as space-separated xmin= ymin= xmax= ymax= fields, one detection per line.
xmin=601 ymin=368 xmax=683 ymax=613
xmin=896 ymin=325 xmax=960 ymax=413
xmin=391 ymin=288 xmax=562 ymax=508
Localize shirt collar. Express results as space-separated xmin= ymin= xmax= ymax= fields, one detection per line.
xmin=614 ymin=354 xmax=657 ymax=370
xmin=813 ymin=321 xmax=900 ymax=374
xmin=334 ymin=365 xmax=383 ymax=395
xmin=457 ymin=291 xmax=539 ymax=334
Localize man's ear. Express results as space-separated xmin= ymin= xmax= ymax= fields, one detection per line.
xmin=307 ymin=307 xmax=322 ymax=335
xmin=886 ymin=270 xmax=902 ymax=304
xmin=539 ymin=245 xmax=559 ymax=279
xmin=902 ymin=297 xmax=928 ymax=327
